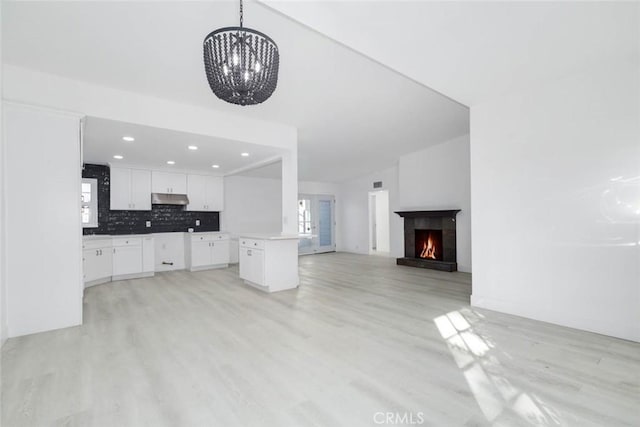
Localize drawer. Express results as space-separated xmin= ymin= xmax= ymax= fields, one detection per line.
xmin=191 ymin=233 xmax=229 ymax=242
xmin=239 ymin=238 xmax=264 ymax=250
xmin=112 ymin=237 xmax=142 ymax=247
xmin=191 ymin=234 xmax=214 ymax=242
xmin=82 ymin=238 xmax=112 ymax=250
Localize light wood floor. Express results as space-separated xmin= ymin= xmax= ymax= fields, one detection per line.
xmin=2 ymin=253 xmax=639 ymax=426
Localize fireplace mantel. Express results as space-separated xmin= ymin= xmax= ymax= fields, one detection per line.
xmin=395 ymin=210 xmax=460 ymax=219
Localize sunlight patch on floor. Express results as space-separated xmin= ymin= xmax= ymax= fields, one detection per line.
xmin=434 ymin=309 xmax=562 ymax=425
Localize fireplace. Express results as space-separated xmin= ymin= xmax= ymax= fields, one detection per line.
xmin=395 ymin=210 xmax=460 ymax=272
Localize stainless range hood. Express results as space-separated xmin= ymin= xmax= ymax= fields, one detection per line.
xmin=151 ymin=193 xmax=190 ymax=206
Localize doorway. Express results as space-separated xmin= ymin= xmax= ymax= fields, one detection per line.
xmin=298 ymin=194 xmax=336 ymax=255
xmin=369 ymin=190 xmax=390 ymax=254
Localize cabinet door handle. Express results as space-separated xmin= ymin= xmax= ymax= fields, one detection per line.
xmin=247 ymin=249 xmax=252 ymax=256
xmin=96 ymin=250 xmax=99 ymax=256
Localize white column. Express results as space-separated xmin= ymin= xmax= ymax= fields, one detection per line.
xmin=281 ymin=145 xmax=298 ymax=235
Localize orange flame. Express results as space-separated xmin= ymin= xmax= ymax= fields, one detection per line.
xmin=420 ymin=234 xmax=437 ymax=259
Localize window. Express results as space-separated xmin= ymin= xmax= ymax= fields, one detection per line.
xmin=81 ymin=178 xmax=98 ymax=228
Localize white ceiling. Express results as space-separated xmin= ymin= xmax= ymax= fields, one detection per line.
xmin=2 ymin=1 xmax=469 ymax=183
xmin=83 ymin=117 xmax=284 ymax=175
xmin=264 ymin=1 xmax=640 ymax=106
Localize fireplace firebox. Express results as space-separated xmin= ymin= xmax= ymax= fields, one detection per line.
xmin=395 ymin=210 xmax=460 ymax=272
xmin=415 ymin=230 xmax=443 ymax=261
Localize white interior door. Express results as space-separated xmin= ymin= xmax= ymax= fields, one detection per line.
xmin=298 ymin=194 xmax=335 ymax=255
xmin=369 ymin=190 xmax=390 ymax=254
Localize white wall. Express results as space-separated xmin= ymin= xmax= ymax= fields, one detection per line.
xmin=471 ymin=60 xmax=640 ymax=342
xmin=299 ymin=180 xmax=339 ymax=196
xmin=223 ymin=175 xmax=283 ymax=235
xmin=0 ymin=0 xmax=6 ymax=347
xmin=3 ymin=65 xmax=297 ymax=152
xmin=337 ymin=165 xmax=403 ymax=257
xmin=4 ymin=103 xmax=83 ymax=337
xmin=398 ymin=135 xmax=471 ymax=272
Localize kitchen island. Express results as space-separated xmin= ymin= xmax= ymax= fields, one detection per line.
xmin=238 ymin=234 xmax=299 ymax=293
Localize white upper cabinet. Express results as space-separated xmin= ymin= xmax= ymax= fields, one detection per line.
xmin=130 ymin=169 xmax=152 ymax=210
xmin=110 ymin=167 xmax=151 ymax=211
xmin=110 ymin=168 xmax=131 ymax=210
xmin=205 ymin=176 xmax=224 ymax=211
xmin=186 ymin=174 xmax=224 ymax=211
xmin=186 ymin=174 xmax=206 ymax=210
xmin=152 ymin=171 xmax=187 ymax=194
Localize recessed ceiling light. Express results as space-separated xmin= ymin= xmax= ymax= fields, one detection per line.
xmin=211 ymin=164 xmax=220 ymax=168
xmin=188 ymin=145 xmax=198 ymax=150
xmin=167 ymin=160 xmax=175 ymax=165
xmin=113 ymin=155 xmax=123 ymax=160
xmin=241 ymin=152 xmax=250 ymax=157
xmin=122 ymin=136 xmax=135 ymax=142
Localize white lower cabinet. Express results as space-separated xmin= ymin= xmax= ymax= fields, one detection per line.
xmin=83 ymin=235 xmax=155 ymax=285
xmin=238 ymin=235 xmax=299 ymax=292
xmin=185 ymin=233 xmax=230 ymax=271
xmin=112 ymin=241 xmax=143 ymax=277
xmin=82 ymin=238 xmax=113 ymax=287
xmin=239 ymin=246 xmax=265 ymax=286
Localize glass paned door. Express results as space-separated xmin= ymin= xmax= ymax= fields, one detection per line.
xmin=317 ymin=197 xmax=334 ymax=252
xmin=298 ymin=194 xmax=335 ymax=255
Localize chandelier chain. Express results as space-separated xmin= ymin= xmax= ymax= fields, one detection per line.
xmin=239 ymin=0 xmax=243 ymax=28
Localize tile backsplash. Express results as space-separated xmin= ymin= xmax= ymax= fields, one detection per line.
xmin=82 ymin=164 xmax=220 ymax=235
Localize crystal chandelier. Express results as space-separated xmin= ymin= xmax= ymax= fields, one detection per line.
xmin=203 ymin=0 xmax=279 ymax=106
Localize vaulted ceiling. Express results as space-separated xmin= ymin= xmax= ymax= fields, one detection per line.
xmin=3 ymin=1 xmax=469 ymax=182
xmin=263 ymin=1 xmax=639 ymax=106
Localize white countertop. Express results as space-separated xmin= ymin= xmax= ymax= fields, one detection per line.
xmin=188 ymin=231 xmax=228 ymax=236
xmin=239 ymin=233 xmax=299 ymax=241
xmin=82 ymin=235 xmax=113 ymax=241
xmin=84 ymin=231 xmax=228 ymax=240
